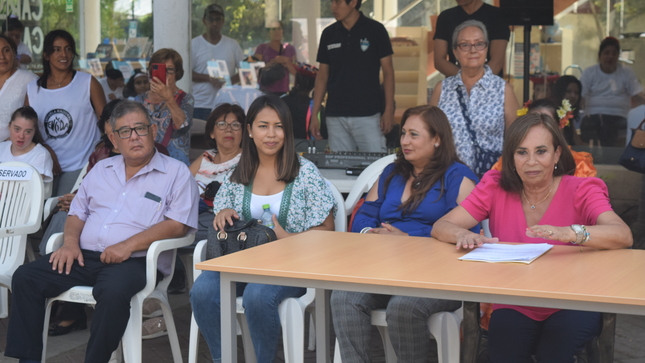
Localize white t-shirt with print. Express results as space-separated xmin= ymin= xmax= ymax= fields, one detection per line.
xmin=0 ymin=141 xmax=54 ymax=183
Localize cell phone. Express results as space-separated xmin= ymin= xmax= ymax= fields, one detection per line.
xmin=151 ymin=63 xmax=166 ymax=84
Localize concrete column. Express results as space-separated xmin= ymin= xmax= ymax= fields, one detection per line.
xmin=82 ymin=0 xmax=101 ymax=58
xmin=292 ymin=0 xmax=320 ymax=64
xmin=374 ymin=0 xmax=397 ymax=23
xmin=153 ymin=0 xmax=191 ymax=92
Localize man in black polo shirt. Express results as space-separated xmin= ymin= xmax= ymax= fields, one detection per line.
xmin=310 ymin=0 xmax=394 ymax=152
xmin=434 ymin=0 xmax=509 ymax=77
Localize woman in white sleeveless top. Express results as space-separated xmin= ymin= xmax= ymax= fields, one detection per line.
xmin=26 ymin=30 xmax=106 ymax=195
xmin=0 ymin=34 xmax=37 ymax=142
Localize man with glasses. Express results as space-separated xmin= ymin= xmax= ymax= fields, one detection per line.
xmin=5 ymin=101 xmax=198 ymax=363
xmin=192 ymin=3 xmax=244 ymax=120
xmin=433 ymin=0 xmax=509 ymax=77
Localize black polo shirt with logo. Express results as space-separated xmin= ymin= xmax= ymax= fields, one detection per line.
xmin=317 ymin=13 xmax=393 ymax=117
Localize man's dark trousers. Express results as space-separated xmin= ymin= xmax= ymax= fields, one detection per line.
xmin=5 ymin=250 xmax=146 ymax=363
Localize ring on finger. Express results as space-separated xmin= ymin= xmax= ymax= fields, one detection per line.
xmin=548 ymin=230 xmax=554 ymax=236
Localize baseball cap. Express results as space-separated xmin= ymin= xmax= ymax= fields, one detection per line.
xmin=203 ymin=4 xmax=224 ymax=18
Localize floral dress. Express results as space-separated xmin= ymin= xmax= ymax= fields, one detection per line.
xmin=438 ymin=65 xmax=505 ymax=175
xmin=213 ymin=156 xmax=336 ymax=233
xmin=136 ymin=90 xmax=194 ymax=165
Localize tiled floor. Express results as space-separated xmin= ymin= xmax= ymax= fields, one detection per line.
xmin=0 ymin=288 xmax=644 ymax=363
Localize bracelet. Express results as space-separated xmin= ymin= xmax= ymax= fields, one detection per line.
xmin=580 ymin=225 xmax=591 ymax=245
xmin=360 ymin=227 xmax=373 ymax=234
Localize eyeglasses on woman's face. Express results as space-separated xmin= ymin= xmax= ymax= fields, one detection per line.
xmin=456 ymin=41 xmax=488 ymax=52
xmin=215 ymin=120 xmax=242 ymax=131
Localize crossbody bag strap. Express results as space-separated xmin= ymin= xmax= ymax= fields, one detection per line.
xmin=455 ymin=86 xmax=479 ymax=148
xmin=160 ymin=90 xmax=187 ymax=147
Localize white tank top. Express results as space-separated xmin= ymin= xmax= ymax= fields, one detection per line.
xmin=250 ymin=192 xmax=283 ymax=220
xmin=28 ymin=71 xmax=101 ymax=172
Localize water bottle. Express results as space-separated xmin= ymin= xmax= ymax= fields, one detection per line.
xmin=260 ymin=204 xmax=274 ymax=229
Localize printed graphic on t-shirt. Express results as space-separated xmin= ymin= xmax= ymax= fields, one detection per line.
xmin=44 ymin=109 xmax=73 ymax=139
xmin=360 ymin=38 xmax=370 ymax=52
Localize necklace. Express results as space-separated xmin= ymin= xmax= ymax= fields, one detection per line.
xmin=522 ymin=186 xmax=553 ymax=210
xmin=51 ymin=73 xmax=70 ymax=88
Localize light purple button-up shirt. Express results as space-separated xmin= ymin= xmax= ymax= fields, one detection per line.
xmin=69 ymin=150 xmax=199 ymax=275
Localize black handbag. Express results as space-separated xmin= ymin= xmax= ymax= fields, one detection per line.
xmin=259 ymin=44 xmax=287 ymax=87
xmin=206 ymin=218 xmax=277 ymax=259
xmin=619 ymin=119 xmax=645 ymax=174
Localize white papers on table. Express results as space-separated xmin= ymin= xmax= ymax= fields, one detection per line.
xmin=458 ymin=243 xmax=553 ymax=264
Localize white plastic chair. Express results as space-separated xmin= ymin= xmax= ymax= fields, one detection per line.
xmin=0 ymin=162 xmax=44 ymax=318
xmin=41 ymin=232 xmax=195 ymax=363
xmin=344 ymin=154 xmax=396 ymax=216
xmin=333 ymin=307 xmax=462 ymax=363
xmin=188 ymin=239 xmax=257 ymax=363
xmin=189 ymin=179 xmax=346 ymax=363
xmin=42 ymin=162 xmax=89 ymax=222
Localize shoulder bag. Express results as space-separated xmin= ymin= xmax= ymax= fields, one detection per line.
xmin=160 ymin=90 xmax=187 ymax=147
xmin=206 ymin=218 xmax=277 ymax=259
xmin=259 ymin=44 xmax=287 ymax=87
xmin=455 ymin=86 xmax=500 ymax=177
xmin=619 ymin=118 xmax=645 ymax=174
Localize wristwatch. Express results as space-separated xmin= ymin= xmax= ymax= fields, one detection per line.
xmin=570 ymin=224 xmax=585 ymax=244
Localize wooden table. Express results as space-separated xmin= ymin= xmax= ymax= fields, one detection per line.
xmin=196 ymin=230 xmax=645 ymax=363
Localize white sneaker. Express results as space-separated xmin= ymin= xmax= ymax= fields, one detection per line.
xmin=142 ymin=317 xmax=168 ymax=340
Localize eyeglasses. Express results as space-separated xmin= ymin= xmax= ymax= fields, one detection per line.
xmin=166 ymin=67 xmax=176 ymax=74
xmin=206 ymin=16 xmax=224 ymax=23
xmin=267 ymin=27 xmax=281 ymax=31
xmin=115 ymin=125 xmax=151 ymax=139
xmin=215 ymin=121 xmax=242 ymax=131
xmin=456 ymin=42 xmax=488 ymax=52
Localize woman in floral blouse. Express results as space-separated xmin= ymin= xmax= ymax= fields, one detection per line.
xmin=136 ymin=48 xmax=194 ymax=165
xmin=190 ymin=95 xmax=336 ymax=363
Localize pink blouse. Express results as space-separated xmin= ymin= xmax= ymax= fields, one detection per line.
xmin=461 ymin=170 xmax=613 ymax=320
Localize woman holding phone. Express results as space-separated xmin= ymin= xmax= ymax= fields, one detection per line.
xmin=136 ymin=48 xmax=194 ymax=165
xmin=190 ymin=95 xmax=336 ymax=363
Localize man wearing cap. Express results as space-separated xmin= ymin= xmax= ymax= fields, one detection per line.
xmin=191 ymin=4 xmax=244 ymax=121
xmin=310 ymin=0 xmax=394 ymax=152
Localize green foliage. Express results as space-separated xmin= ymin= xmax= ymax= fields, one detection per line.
xmin=192 ymin=0 xmax=294 ymax=52
xmin=101 ymin=0 xmax=127 ymax=40
xmin=39 ymin=0 xmax=81 ymax=40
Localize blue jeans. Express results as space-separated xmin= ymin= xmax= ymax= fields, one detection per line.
xmin=190 ymin=271 xmax=306 ymax=363
xmin=488 ymin=308 xmax=601 ymax=363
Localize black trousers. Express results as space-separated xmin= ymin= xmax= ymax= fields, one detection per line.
xmin=5 ymin=250 xmax=146 ymax=363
